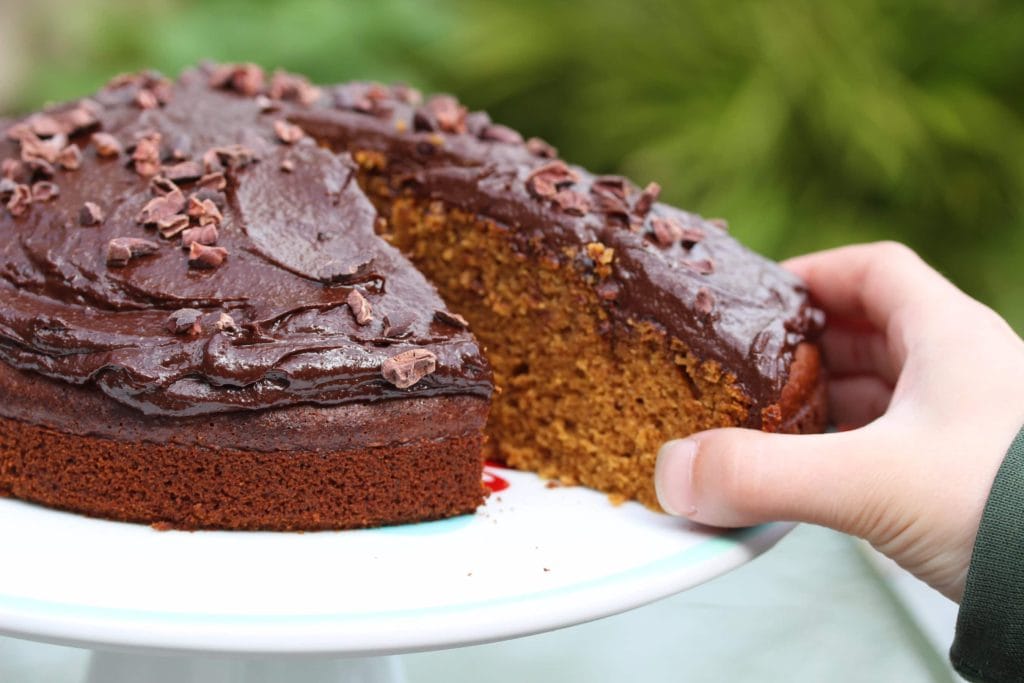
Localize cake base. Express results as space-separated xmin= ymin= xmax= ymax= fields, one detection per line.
xmin=0 ymin=363 xmax=489 ymax=531
xmin=0 ymin=416 xmax=485 ymax=531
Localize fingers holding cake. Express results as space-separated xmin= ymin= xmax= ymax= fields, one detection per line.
xmin=654 ymin=428 xmax=891 ymax=536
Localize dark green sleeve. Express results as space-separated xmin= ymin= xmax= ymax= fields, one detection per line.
xmin=950 ymin=424 xmax=1024 ymax=683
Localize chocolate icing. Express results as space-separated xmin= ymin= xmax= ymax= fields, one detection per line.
xmin=0 ymin=68 xmax=491 ymax=417
xmin=289 ymin=82 xmax=824 ymax=419
xmin=0 ymin=64 xmax=821 ymax=422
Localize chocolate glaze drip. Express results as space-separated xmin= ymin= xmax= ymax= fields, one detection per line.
xmin=0 ymin=64 xmax=821 ymax=421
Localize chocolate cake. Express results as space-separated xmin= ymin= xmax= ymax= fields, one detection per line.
xmin=0 ymin=64 xmax=825 ymax=530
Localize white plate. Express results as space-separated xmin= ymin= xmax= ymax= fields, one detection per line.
xmin=0 ymin=464 xmax=791 ymax=656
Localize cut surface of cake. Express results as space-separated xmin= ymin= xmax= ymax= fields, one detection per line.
xmin=0 ymin=64 xmax=825 ymax=529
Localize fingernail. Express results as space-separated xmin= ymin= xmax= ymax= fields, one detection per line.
xmin=655 ymin=438 xmax=699 ymax=517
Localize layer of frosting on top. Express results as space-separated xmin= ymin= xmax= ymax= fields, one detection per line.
xmin=0 ymin=63 xmax=821 ymax=421
xmin=0 ymin=66 xmax=492 ymax=416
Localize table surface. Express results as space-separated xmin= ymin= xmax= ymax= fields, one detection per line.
xmin=0 ymin=525 xmax=959 ymax=682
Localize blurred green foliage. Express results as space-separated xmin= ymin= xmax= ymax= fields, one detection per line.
xmin=11 ymin=0 xmax=1024 ymax=330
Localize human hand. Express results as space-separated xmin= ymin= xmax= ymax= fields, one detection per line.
xmin=655 ymin=242 xmax=1024 ymax=601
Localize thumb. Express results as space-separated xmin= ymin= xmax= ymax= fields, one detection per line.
xmin=655 ymin=427 xmax=891 ymax=536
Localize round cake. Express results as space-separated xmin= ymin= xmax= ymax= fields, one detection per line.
xmin=0 ymin=63 xmax=826 ymax=530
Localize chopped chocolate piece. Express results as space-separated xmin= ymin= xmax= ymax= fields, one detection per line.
xmin=204 ymin=144 xmax=256 ymax=171
xmin=31 ymin=181 xmax=59 ymax=202
xmin=188 ymin=242 xmax=228 ymax=268
xmin=137 ymin=188 xmax=186 ymax=225
xmin=1 ymin=159 xmax=25 ymax=182
xmin=480 ymin=124 xmax=524 ymax=145
xmin=346 ymin=289 xmax=373 ymax=326
xmin=215 ymin=312 xmax=238 ymax=332
xmin=268 ymin=70 xmax=321 ymax=106
xmin=197 ymin=172 xmax=227 ymax=191
xmin=27 ymin=114 xmax=63 ymax=138
xmin=132 ymin=132 xmax=162 ymax=176
xmin=633 ymin=181 xmax=661 ymax=216
xmin=79 ymin=202 xmax=104 ymax=226
xmin=280 ymin=158 xmax=295 ymax=173
xmin=392 ymin=83 xmax=422 ymax=105
xmin=684 ymin=258 xmax=715 ymax=275
xmin=61 ymin=101 xmax=101 ymax=133
xmin=232 ymin=65 xmax=266 ymax=96
xmin=107 ymin=237 xmax=159 ymax=266
xmin=4 ymin=122 xmax=32 ymax=142
xmin=650 ymin=215 xmax=683 ymax=247
xmin=192 ymin=188 xmax=226 ymax=209
xmin=255 ymin=95 xmax=278 ymax=112
xmin=707 ymin=217 xmax=729 ymax=231
xmin=382 ymin=312 xmax=415 ymax=338
xmin=209 ymin=63 xmax=265 ymax=96
xmin=424 ymin=95 xmax=467 ymax=134
xmin=464 ymin=111 xmax=492 ymax=136
xmin=25 ymin=115 xmax=63 ymax=139
xmin=526 ymin=160 xmax=580 ymax=199
xmin=695 ymin=287 xmax=715 ymax=316
xmin=149 ymin=176 xmax=180 ymax=197
xmin=591 ymin=175 xmax=629 ymax=200
xmin=525 ymin=137 xmax=557 ymax=158
xmin=166 ymin=308 xmax=203 ymax=336
xmin=110 ymin=70 xmax=153 ymax=90
xmin=186 ymin=194 xmax=210 ymax=216
xmin=57 ymin=144 xmax=82 ymax=171
xmin=181 ymin=224 xmax=219 ymax=248
xmin=157 ymin=214 xmax=190 ymax=239
xmin=206 ymin=65 xmax=234 ymax=89
xmin=104 ymin=72 xmax=143 ymax=90
xmin=333 ymin=82 xmax=391 ymax=116
xmin=273 ymin=119 xmax=305 ymax=144
xmin=187 ymin=196 xmax=223 ymax=226
xmin=381 ymin=348 xmax=437 ymax=389
xmin=361 ymin=86 xmax=395 ymax=117
xmin=152 ymin=81 xmax=173 ymax=105
xmin=552 ymin=189 xmax=591 ymax=216
xmin=134 ymin=89 xmax=159 ymax=110
xmin=0 ymin=178 xmax=15 ymax=201
xmin=167 ymin=133 xmax=192 ymax=161
xmin=201 ymin=147 xmax=223 ymax=174
xmin=163 ymin=161 xmax=203 ymax=183
xmin=679 ymin=225 xmax=706 ymax=247
xmin=104 ymin=71 xmax=171 ymax=103
xmin=24 ymin=158 xmax=55 ymax=179
xmin=91 ymin=132 xmax=123 ymax=157
xmin=433 ymin=309 xmax=469 ymax=330
xmin=20 ymin=133 xmax=65 ymax=165
xmin=5 ymin=184 xmax=32 ymax=216
xmin=591 ymin=191 xmax=630 ymax=219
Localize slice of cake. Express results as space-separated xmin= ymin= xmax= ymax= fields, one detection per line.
xmin=0 ymin=64 xmax=825 ymax=529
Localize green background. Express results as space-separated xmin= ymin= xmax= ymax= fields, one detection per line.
xmin=8 ymin=0 xmax=1023 ymax=331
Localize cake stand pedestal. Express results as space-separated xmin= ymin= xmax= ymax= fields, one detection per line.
xmin=85 ymin=651 xmax=406 ymax=683
xmin=0 ymin=466 xmax=791 ymax=683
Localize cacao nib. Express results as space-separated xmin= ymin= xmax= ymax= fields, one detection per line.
xmin=79 ymin=202 xmax=104 ymax=226
xmin=107 ymin=237 xmax=159 ymax=266
xmin=381 ymin=349 xmax=437 ymax=389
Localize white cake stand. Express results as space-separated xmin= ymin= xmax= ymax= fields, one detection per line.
xmin=0 ymin=464 xmax=792 ymax=682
